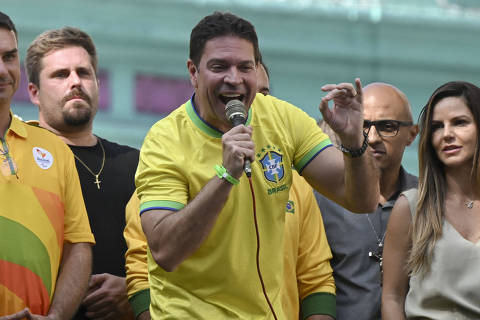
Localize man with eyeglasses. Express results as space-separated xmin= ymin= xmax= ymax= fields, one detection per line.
xmin=0 ymin=11 xmax=95 ymax=319
xmin=315 ymin=82 xmax=419 ymax=320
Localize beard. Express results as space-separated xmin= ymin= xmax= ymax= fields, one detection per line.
xmin=61 ymin=88 xmax=96 ymax=127
xmin=62 ymin=101 xmax=94 ymax=127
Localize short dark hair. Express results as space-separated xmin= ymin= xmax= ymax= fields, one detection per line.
xmin=0 ymin=11 xmax=17 ymax=39
xmin=26 ymin=27 xmax=97 ymax=87
xmin=189 ymin=11 xmax=260 ymax=66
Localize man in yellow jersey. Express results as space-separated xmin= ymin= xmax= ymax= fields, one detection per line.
xmin=124 ymin=60 xmax=336 ymax=320
xmin=0 ymin=11 xmax=94 ymax=319
xmin=257 ymin=61 xmax=336 ymax=319
xmin=136 ymin=12 xmax=378 ymax=319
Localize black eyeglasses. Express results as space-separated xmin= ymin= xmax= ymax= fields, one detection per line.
xmin=363 ymin=120 xmax=413 ymax=137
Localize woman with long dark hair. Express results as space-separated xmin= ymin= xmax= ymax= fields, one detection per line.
xmin=382 ymin=81 xmax=480 ymax=319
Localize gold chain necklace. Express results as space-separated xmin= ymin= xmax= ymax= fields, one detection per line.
xmin=73 ymin=138 xmax=105 ymax=189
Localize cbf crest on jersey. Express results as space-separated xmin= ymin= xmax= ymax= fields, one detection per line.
xmin=286 ymin=200 xmax=295 ymax=214
xmin=257 ymin=145 xmax=284 ymax=183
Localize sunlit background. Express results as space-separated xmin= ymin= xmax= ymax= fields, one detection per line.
xmin=4 ymin=0 xmax=480 ymax=175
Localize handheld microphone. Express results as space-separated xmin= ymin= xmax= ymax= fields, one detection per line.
xmin=225 ymin=99 xmax=252 ymax=177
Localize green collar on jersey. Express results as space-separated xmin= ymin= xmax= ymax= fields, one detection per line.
xmin=186 ymin=97 xmax=252 ymax=138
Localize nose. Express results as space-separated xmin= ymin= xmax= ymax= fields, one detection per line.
xmin=442 ymin=123 xmax=454 ymax=140
xmin=69 ymin=71 xmax=81 ymax=87
xmin=367 ymin=125 xmax=382 ymax=145
xmin=224 ymin=67 xmax=241 ymax=86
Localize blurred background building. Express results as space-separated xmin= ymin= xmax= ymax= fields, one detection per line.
xmin=4 ymin=0 xmax=480 ymax=175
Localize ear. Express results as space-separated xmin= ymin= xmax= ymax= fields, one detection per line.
xmin=405 ymin=124 xmax=419 ymax=146
xmin=27 ymin=82 xmax=41 ymax=108
xmin=187 ymin=59 xmax=198 ymax=89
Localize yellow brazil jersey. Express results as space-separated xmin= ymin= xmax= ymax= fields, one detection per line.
xmin=125 ymin=173 xmax=336 ymax=319
xmin=282 ymin=171 xmax=335 ymax=319
xmin=136 ymin=94 xmax=331 ymax=319
xmin=0 ymin=113 xmax=94 ymax=316
xmin=124 ymin=191 xmax=151 ymax=317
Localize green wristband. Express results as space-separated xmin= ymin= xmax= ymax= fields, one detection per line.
xmin=214 ymin=165 xmax=240 ymax=185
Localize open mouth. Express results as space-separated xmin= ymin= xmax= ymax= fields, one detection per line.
xmin=219 ymin=94 xmax=244 ymax=105
xmin=442 ymin=146 xmax=460 ymax=155
xmin=443 ymin=145 xmax=460 ymax=152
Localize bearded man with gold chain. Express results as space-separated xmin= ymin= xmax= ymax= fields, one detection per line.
xmin=26 ymin=27 xmax=138 ymax=320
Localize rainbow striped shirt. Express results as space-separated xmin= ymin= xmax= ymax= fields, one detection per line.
xmin=0 ymin=114 xmax=94 ymax=315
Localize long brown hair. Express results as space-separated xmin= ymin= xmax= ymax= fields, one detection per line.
xmin=408 ymin=81 xmax=480 ymax=275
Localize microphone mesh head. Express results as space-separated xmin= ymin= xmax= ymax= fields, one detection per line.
xmin=225 ymin=99 xmax=247 ymax=122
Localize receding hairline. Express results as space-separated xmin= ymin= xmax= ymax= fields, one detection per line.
xmin=363 ymin=82 xmax=413 ymax=121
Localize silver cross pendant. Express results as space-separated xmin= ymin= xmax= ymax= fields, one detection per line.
xmin=369 ymin=243 xmax=384 ymax=285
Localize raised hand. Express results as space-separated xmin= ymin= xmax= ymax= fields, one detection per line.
xmin=319 ymin=78 xmax=364 ymax=148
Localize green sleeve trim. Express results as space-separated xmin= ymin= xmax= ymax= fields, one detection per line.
xmin=301 ymin=292 xmax=336 ymax=319
xmin=139 ymin=200 xmax=185 ymax=214
xmin=129 ymin=289 xmax=151 ymax=318
xmin=295 ymin=139 xmax=333 ymax=173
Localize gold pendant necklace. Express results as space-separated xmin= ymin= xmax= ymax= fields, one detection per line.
xmin=73 ymin=138 xmax=105 ymax=189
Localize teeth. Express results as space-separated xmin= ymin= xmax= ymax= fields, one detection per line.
xmin=220 ymin=94 xmax=243 ymax=105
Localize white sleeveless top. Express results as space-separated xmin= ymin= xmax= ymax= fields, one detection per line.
xmin=402 ymin=188 xmax=480 ymax=319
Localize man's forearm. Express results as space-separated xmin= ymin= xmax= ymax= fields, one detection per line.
xmin=143 ymin=175 xmax=234 ymax=271
xmin=343 ymin=151 xmax=379 ymax=213
xmin=47 ymin=242 xmax=92 ymax=320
